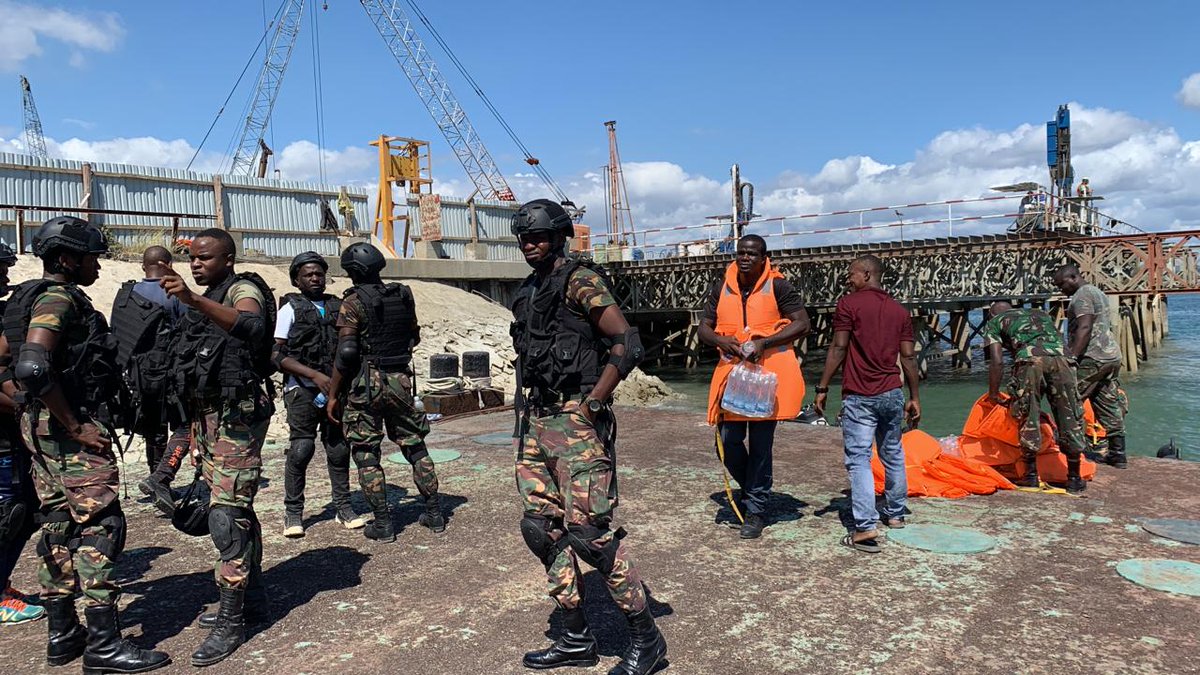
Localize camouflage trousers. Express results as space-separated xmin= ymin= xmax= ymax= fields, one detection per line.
xmin=1008 ymin=356 xmax=1086 ymax=459
xmin=516 ymin=401 xmax=646 ymax=614
xmin=21 ymin=410 xmax=122 ymax=606
xmin=1075 ymin=357 xmax=1126 ymax=438
xmin=343 ymin=367 xmax=435 ymax=512
xmin=194 ymin=392 xmax=271 ymax=590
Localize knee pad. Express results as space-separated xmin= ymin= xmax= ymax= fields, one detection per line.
xmin=352 ymin=445 xmax=381 ymax=469
xmin=79 ymin=503 xmax=127 ymax=560
xmin=566 ymin=522 xmax=624 ymax=575
xmin=520 ymin=514 xmax=566 ymax=570
xmin=208 ymin=505 xmax=253 ymax=562
xmin=403 ymin=442 xmax=429 ymax=464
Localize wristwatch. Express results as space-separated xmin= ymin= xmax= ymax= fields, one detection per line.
xmin=584 ymin=396 xmax=605 ymax=414
xmin=814 ymin=386 xmax=829 ymax=394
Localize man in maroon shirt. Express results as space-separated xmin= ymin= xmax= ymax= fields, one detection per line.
xmin=814 ymin=255 xmax=920 ymax=553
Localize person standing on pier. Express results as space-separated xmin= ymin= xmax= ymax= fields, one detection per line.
xmin=699 ymin=234 xmax=809 ymax=539
xmin=982 ymin=302 xmax=1088 ymax=493
xmin=326 ymin=242 xmax=445 ymax=542
xmin=160 ymin=229 xmax=276 ymax=666
xmin=510 ymin=199 xmax=667 ymax=675
xmin=814 ymin=255 xmax=919 ymax=554
xmin=1052 ymin=265 xmax=1127 ymax=468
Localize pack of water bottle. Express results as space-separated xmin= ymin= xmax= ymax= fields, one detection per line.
xmin=720 ymin=362 xmax=778 ymax=418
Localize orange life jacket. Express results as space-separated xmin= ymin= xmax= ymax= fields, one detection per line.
xmin=706 ymin=259 xmax=804 ymax=424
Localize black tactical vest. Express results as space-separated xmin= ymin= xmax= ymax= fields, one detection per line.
xmin=171 ymin=272 xmax=275 ymax=401
xmin=1 ymin=279 xmax=120 ymax=417
xmin=510 ymin=259 xmax=607 ymax=403
xmin=281 ymin=292 xmax=340 ymax=375
xmin=110 ymin=281 xmax=177 ymax=431
xmin=345 ymin=283 xmax=417 ymax=372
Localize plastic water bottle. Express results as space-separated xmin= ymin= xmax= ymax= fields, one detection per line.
xmin=0 ymin=453 xmax=16 ymax=501
xmin=313 ymin=392 xmax=327 ymax=408
xmin=938 ymin=435 xmax=961 ymax=457
xmin=756 ymin=371 xmax=777 ymax=417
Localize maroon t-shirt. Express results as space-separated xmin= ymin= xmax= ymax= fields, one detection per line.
xmin=832 ymin=287 xmax=913 ymax=397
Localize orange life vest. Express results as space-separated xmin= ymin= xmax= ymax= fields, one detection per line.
xmin=706 ymin=260 xmax=805 ymax=424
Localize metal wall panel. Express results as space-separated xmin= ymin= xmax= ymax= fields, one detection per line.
xmin=0 ymin=152 xmax=370 ymax=258
xmin=404 ymin=196 xmax=522 ymax=262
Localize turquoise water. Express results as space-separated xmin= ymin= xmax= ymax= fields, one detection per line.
xmin=647 ymin=295 xmax=1200 ymax=461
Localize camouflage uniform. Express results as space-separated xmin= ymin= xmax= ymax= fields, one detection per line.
xmin=18 ymin=287 xmax=123 ymax=606
xmin=515 ymin=267 xmax=647 ymax=614
xmin=982 ymin=309 xmax=1086 ymax=458
xmin=337 ymin=294 xmax=435 ymax=513
xmin=1067 ymin=284 xmax=1125 ymax=439
xmin=191 ymin=280 xmax=271 ymax=591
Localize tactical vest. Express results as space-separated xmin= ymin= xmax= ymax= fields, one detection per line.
xmin=1 ymin=279 xmax=120 ymax=417
xmin=281 ymin=292 xmax=340 ymax=375
xmin=171 ymin=272 xmax=276 ymax=401
xmin=345 ymin=283 xmax=417 ymax=372
xmin=110 ymin=281 xmax=177 ymax=432
xmin=510 ymin=259 xmax=608 ymax=404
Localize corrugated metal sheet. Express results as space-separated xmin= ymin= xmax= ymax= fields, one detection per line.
xmin=405 ymin=196 xmax=522 ymax=262
xmin=0 ymin=152 xmax=370 ymax=258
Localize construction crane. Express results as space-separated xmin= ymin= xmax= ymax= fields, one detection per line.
xmin=228 ymin=0 xmax=305 ymax=176
xmin=19 ymin=75 xmax=48 ymax=159
xmin=359 ymin=0 xmax=515 ymax=202
xmin=604 ymin=120 xmax=636 ymax=245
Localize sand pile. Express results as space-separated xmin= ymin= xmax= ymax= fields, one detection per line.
xmin=6 ymin=255 xmax=676 ymax=443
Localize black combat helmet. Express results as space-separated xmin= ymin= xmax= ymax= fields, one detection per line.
xmin=0 ymin=241 xmax=16 ymax=266
xmin=289 ymin=250 xmax=328 ymax=279
xmin=32 ymin=215 xmax=109 ymax=259
xmin=340 ymin=242 xmax=385 ymax=277
xmin=511 ymin=199 xmax=574 ymax=238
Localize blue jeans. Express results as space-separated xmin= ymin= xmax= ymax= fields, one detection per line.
xmin=717 ymin=420 xmax=777 ymax=516
xmin=841 ymin=389 xmax=907 ymax=532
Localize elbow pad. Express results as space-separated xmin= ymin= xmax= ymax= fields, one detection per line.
xmin=270 ymin=341 xmax=288 ymax=370
xmin=606 ymin=327 xmax=644 ymax=378
xmin=334 ymin=335 xmax=361 ymax=375
xmin=229 ymin=311 xmax=265 ymax=343
xmin=14 ymin=343 xmax=53 ymax=396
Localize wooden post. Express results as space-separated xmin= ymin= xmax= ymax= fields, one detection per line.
xmin=949 ymin=310 xmax=972 ymax=370
xmin=213 ymin=175 xmax=226 ymax=230
xmin=14 ymin=209 xmax=25 ymax=254
xmin=81 ymin=163 xmax=93 ymax=212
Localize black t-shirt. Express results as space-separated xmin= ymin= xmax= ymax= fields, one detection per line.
xmin=701 ymin=278 xmax=807 ymax=321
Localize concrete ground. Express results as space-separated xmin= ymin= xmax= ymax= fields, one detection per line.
xmin=2 ymin=408 xmax=1197 ymax=674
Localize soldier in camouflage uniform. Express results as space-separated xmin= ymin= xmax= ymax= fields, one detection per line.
xmin=4 ymin=216 xmax=170 ymax=671
xmin=326 ymin=242 xmax=444 ymax=543
xmin=1052 ymin=265 xmax=1128 ymax=468
xmin=510 ymin=200 xmax=666 ymax=675
xmin=160 ymin=228 xmax=275 ymax=666
xmin=982 ymin=301 xmax=1087 ymax=493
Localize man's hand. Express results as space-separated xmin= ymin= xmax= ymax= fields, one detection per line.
xmin=745 ymin=338 xmax=767 ymax=363
xmin=905 ymin=399 xmax=921 ymax=428
xmin=813 ymin=391 xmax=828 ymax=416
xmin=312 ymin=372 xmax=332 ymax=397
xmin=157 ymin=262 xmax=197 ymax=306
xmin=69 ymin=422 xmax=111 ymax=454
xmin=714 ymin=335 xmax=741 ymax=359
xmin=325 ymin=396 xmax=342 ymax=425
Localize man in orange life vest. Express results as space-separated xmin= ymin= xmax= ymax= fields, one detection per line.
xmin=699 ymin=234 xmax=810 ymax=539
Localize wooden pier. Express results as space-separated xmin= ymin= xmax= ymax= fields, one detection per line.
xmin=605 ymin=229 xmax=1200 ymax=374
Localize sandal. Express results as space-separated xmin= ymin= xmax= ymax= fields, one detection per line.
xmin=841 ymin=531 xmax=881 ymax=553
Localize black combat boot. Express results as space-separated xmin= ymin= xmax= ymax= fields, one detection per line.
xmin=522 ymin=607 xmax=599 ymax=670
xmin=191 ymin=588 xmax=245 ymax=667
xmin=137 ymin=478 xmax=175 ymax=517
xmin=45 ymin=596 xmax=87 ymax=666
xmin=739 ymin=513 xmax=765 ymax=539
xmin=199 ymin=568 xmax=270 ymax=629
xmin=1013 ymin=453 xmax=1040 ymax=488
xmin=1065 ymin=457 xmax=1087 ymax=495
xmin=607 ymin=606 xmax=667 ymax=675
xmin=363 ymin=507 xmax=395 ymax=543
xmin=81 ymin=604 xmax=171 ymax=675
xmin=1105 ymin=435 xmax=1128 ymax=469
xmin=418 ymin=493 xmax=446 ymax=533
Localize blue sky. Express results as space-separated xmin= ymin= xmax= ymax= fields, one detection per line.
xmin=3 ymin=0 xmax=1200 ymax=239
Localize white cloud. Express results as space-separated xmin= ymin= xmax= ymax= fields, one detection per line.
xmin=273 ymin=140 xmax=375 ymax=186
xmin=0 ymin=1 xmax=124 ymax=71
xmin=61 ymin=118 xmax=96 ymax=130
xmin=1179 ymin=73 xmax=1200 ymax=110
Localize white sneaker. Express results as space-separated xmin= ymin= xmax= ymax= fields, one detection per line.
xmin=336 ymin=505 xmax=367 ymax=530
xmin=283 ymin=513 xmax=305 ymax=538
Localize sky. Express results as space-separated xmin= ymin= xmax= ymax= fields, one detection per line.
xmin=2 ymin=0 xmax=1200 ymax=246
